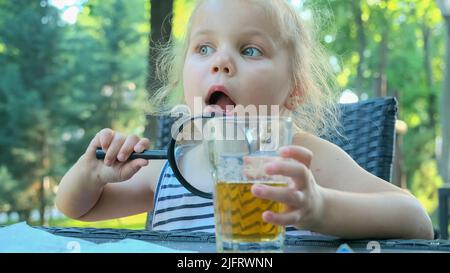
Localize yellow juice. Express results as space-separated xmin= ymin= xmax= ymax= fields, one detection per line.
xmin=214 ymin=181 xmax=287 ymax=242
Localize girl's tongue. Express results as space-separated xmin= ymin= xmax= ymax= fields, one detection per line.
xmin=215 ymin=94 xmax=235 ymax=112
xmin=204 ymin=93 xmax=235 ymax=115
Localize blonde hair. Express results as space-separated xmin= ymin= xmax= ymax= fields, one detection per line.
xmin=148 ymin=0 xmax=340 ymax=137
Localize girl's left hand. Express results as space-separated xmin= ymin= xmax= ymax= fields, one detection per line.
xmin=251 ymin=145 xmax=325 ymax=231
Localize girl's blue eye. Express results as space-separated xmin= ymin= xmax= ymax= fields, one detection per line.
xmin=242 ymin=47 xmax=262 ymax=57
xmin=199 ymin=45 xmax=214 ymax=55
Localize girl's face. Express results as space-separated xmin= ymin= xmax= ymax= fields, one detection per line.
xmin=183 ymin=0 xmax=293 ymax=115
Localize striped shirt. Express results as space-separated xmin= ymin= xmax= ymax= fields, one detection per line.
xmin=150 ymin=160 xmax=317 ymax=236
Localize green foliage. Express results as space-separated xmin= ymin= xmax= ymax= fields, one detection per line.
xmin=60 ymin=0 xmax=149 ymax=165
xmin=0 ymin=1 xmax=67 ymax=218
xmin=411 ymin=160 xmax=443 ymax=213
xmin=0 ymin=166 xmax=17 ymax=212
xmin=0 ymin=0 xmax=149 ymax=222
xmin=304 ymin=0 xmax=445 ymax=217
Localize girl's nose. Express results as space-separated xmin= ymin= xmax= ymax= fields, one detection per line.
xmin=212 ymin=65 xmax=231 ymax=74
xmin=211 ymin=53 xmax=235 ymax=76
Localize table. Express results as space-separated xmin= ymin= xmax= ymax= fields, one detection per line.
xmin=32 ymin=226 xmax=450 ymax=253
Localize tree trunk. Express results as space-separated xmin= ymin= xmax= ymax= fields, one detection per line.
xmin=38 ymin=128 xmax=50 ymax=226
xmin=440 ymin=18 xmax=450 ymax=184
xmin=145 ymin=0 xmax=174 ymax=145
xmin=19 ymin=210 xmax=31 ymax=223
xmin=39 ymin=180 xmax=45 ymax=225
xmin=422 ymin=25 xmax=436 ymax=135
xmin=352 ymin=0 xmax=366 ymax=95
xmin=393 ymin=131 xmax=407 ymax=188
xmin=375 ymin=25 xmax=389 ymax=97
xmin=392 ymin=91 xmax=406 ymax=188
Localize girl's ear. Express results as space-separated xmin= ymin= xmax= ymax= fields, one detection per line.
xmin=284 ymin=87 xmax=303 ymax=110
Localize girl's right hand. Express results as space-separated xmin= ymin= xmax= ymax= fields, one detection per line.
xmin=83 ymin=128 xmax=150 ymax=185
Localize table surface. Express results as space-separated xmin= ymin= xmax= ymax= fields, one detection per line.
xmin=31 ymin=226 xmax=450 ymax=253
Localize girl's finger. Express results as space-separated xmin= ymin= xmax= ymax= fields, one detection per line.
xmin=251 ymin=184 xmax=304 ymax=209
xmin=104 ymin=133 xmax=125 ymax=166
xmin=117 ymin=135 xmax=140 ymax=162
xmin=98 ymin=128 xmax=115 ymax=151
xmin=265 ymin=160 xmax=310 ymax=190
xmin=134 ymin=138 xmax=150 ymax=153
xmin=117 ymin=159 xmax=149 ymax=181
xmin=262 ymin=210 xmax=302 ymax=227
xmin=85 ymin=134 xmax=102 ymax=160
xmin=279 ymin=146 xmax=313 ymax=168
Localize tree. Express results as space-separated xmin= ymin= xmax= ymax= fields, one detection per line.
xmin=0 ymin=0 xmax=67 ymax=223
xmin=306 ymin=0 xmax=445 ymax=213
xmin=352 ymin=0 xmax=367 ymax=95
xmin=438 ymin=0 xmax=450 ymax=185
xmin=60 ymin=0 xmax=149 ymax=165
xmin=0 ymin=166 xmax=18 ymax=217
xmin=0 ymin=0 xmax=149 ymax=224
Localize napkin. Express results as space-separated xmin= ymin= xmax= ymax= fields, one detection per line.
xmin=0 ymin=222 xmax=192 ymax=253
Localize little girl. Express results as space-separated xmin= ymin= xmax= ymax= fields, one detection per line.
xmin=56 ymin=0 xmax=433 ymax=239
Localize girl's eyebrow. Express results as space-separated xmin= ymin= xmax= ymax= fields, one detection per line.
xmin=239 ymin=29 xmax=275 ymax=43
xmin=191 ymin=29 xmax=214 ymax=39
xmin=192 ymin=28 xmax=275 ymax=46
xmin=239 ymin=29 xmax=272 ymax=38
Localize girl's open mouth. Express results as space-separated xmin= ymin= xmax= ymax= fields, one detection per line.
xmin=205 ymin=87 xmax=236 ymax=115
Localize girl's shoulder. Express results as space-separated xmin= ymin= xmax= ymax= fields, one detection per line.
xmin=293 ymin=132 xmax=358 ymax=167
xmin=292 ymin=132 xmax=341 ymax=155
xmin=292 ymin=132 xmax=398 ymax=192
xmin=292 ymin=132 xmax=360 ymax=186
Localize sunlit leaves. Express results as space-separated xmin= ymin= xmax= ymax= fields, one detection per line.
xmin=411 ymin=160 xmax=443 ymax=213
xmin=172 ymin=0 xmax=195 ymax=40
xmin=336 ymin=68 xmax=351 ymax=87
xmin=303 ymin=0 xmax=445 ymax=216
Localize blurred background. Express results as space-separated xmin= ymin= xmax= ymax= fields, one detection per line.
xmin=0 ymin=0 xmax=449 ymax=233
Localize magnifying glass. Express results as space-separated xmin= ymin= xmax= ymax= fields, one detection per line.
xmin=95 ymin=114 xmax=289 ymax=200
xmin=95 ymin=113 xmax=220 ymax=199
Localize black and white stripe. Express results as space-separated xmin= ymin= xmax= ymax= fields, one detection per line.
xmin=151 ymin=161 xmax=317 ymax=236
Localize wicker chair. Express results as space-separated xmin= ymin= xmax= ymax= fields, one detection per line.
xmin=322 ymin=97 xmax=397 ymax=182
xmin=147 ymin=97 xmax=398 ymax=229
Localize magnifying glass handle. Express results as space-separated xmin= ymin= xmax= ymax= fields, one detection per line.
xmin=95 ymin=148 xmax=168 ymax=160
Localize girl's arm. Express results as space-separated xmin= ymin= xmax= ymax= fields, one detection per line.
xmin=318 ymin=187 xmax=432 ymax=239
xmin=57 ymin=159 xmax=164 ymax=222
xmin=305 ymin=134 xmax=433 ymax=239
xmin=56 ymin=129 xmax=164 ymax=221
xmin=252 ymin=133 xmax=433 ymax=240
xmin=78 ymin=161 xmax=164 ymax=222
